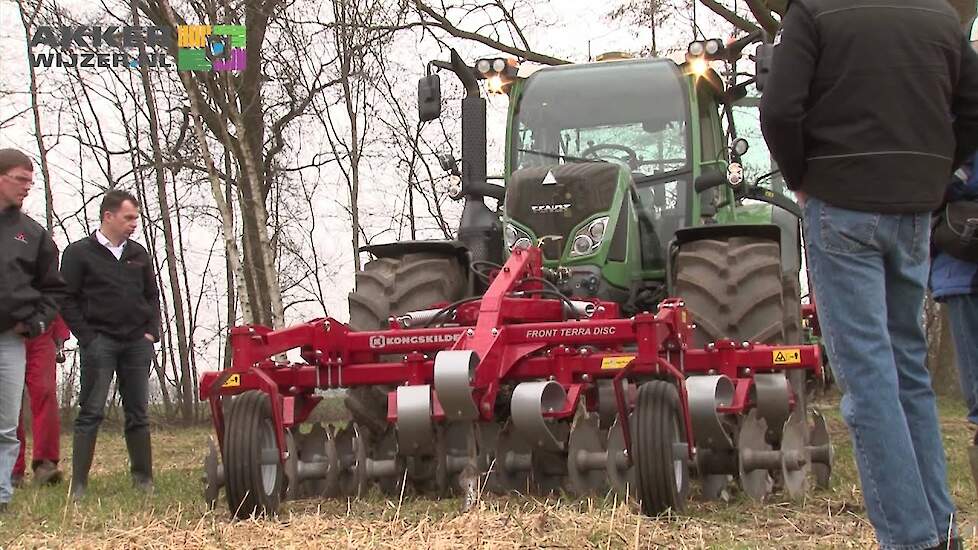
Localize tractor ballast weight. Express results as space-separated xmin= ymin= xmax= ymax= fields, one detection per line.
xmin=201 ymin=246 xmax=830 ymax=517
xmin=202 ymin=39 xmax=832 ymax=517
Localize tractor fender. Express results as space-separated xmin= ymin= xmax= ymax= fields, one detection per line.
xmin=673 ymin=224 xmax=781 ymax=248
xmin=359 ymin=240 xmax=475 ymax=294
xmin=360 ymin=240 xmax=470 ymax=262
xmin=667 ymin=224 xmax=785 ymax=294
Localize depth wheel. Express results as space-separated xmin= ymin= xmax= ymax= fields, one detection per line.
xmin=224 ymin=391 xmax=284 ymax=518
xmin=634 ymin=381 xmax=690 ymax=516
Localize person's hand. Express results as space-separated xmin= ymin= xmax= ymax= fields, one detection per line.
xmin=144 ymin=333 xmax=156 ymax=343
xmin=13 ymin=322 xmax=28 ymax=336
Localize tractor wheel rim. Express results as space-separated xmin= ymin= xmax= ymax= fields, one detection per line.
xmin=260 ymin=419 xmax=277 ymax=495
xmin=672 ymin=417 xmax=684 ymax=493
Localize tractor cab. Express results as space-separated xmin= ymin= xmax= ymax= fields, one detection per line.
xmin=501 ymin=57 xmax=719 ymax=308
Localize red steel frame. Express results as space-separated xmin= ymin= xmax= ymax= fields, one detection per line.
xmin=201 ymin=247 xmax=822 ymax=466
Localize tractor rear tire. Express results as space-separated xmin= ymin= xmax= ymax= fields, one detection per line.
xmin=635 ymin=380 xmax=690 ymax=516
xmin=674 ymin=237 xmax=786 ymax=348
xmin=224 ymin=391 xmax=284 ymax=518
xmin=346 ymin=253 xmax=468 ymax=439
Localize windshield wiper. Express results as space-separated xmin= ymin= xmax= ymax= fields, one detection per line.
xmin=517 ymin=148 xmax=604 ymax=164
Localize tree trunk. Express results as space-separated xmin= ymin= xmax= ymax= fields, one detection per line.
xmin=17 ymin=0 xmax=54 ymax=232
xmin=131 ymin=0 xmax=195 ymax=424
xmin=222 ymin=74 xmax=285 ymax=327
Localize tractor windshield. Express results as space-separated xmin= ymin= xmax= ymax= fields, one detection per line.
xmin=511 ymin=59 xmax=690 ymax=178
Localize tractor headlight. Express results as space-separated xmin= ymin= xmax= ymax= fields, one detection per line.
xmin=505 ymin=223 xmax=532 ymax=250
xmin=572 ymin=235 xmax=593 ymax=255
xmin=588 ymin=218 xmax=607 ymax=241
xmin=570 ymin=217 xmax=609 ymax=257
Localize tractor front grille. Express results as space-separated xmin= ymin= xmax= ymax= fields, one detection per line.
xmin=506 ymin=163 xmax=620 ymax=259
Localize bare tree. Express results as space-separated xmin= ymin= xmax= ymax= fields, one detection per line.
xmin=16 ymin=0 xmax=56 ymax=231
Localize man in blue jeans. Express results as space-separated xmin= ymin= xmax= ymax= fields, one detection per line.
xmin=0 ymin=149 xmax=65 ymax=512
xmin=761 ymin=1 xmax=978 ymax=549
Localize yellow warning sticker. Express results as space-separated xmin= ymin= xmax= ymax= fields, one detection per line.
xmin=222 ymin=373 xmax=241 ymax=388
xmin=601 ymin=356 xmax=635 ymax=370
xmin=773 ymin=349 xmax=801 ymax=365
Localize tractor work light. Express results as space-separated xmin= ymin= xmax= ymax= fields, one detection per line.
xmin=704 ymin=39 xmax=723 ymax=56
xmin=474 ymin=56 xmax=520 ymax=93
xmin=687 ymin=38 xmax=727 ymax=62
xmin=689 ymin=58 xmax=709 ymax=77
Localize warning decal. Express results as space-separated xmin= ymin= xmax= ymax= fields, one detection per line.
xmin=772 ymin=349 xmax=801 ymax=365
xmin=222 ymin=373 xmax=241 ymax=388
xmin=601 ymin=356 xmax=635 ymax=370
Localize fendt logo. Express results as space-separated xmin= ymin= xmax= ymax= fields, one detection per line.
xmin=531 ymin=203 xmax=571 ymax=214
xmin=368 ymin=333 xmax=461 ymax=349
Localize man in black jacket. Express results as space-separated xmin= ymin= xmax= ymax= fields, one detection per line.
xmin=760 ymin=2 xmax=978 ymax=549
xmin=61 ymin=189 xmax=160 ymax=499
xmin=0 ymin=148 xmax=65 ymax=512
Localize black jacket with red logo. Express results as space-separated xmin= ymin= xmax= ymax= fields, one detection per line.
xmin=59 ymin=233 xmax=160 ymax=345
xmin=0 ymin=206 xmax=65 ymax=335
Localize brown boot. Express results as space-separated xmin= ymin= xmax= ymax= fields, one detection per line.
xmin=32 ymin=461 xmax=63 ymax=486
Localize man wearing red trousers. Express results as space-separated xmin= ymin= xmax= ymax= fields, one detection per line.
xmin=11 ymin=315 xmax=69 ymax=487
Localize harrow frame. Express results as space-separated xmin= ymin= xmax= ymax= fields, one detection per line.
xmin=200 ymin=246 xmax=826 ymax=515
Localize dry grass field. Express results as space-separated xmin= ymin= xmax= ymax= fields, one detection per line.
xmin=2 ymin=395 xmax=976 ymax=549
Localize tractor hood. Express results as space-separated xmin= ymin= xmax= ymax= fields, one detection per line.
xmin=505 ymin=162 xmax=623 ymax=260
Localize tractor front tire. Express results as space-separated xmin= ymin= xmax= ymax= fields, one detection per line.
xmin=346 ymin=253 xmax=468 ymax=439
xmin=224 ymin=391 xmax=284 ymax=518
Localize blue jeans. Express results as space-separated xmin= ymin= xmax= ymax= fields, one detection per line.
xmin=946 ymin=294 xmax=978 ymax=428
xmin=804 ymin=197 xmax=956 ymax=549
xmin=0 ymin=330 xmax=26 ymax=504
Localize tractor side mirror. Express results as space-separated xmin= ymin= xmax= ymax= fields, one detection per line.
xmin=754 ymin=44 xmax=775 ymax=92
xmin=418 ymin=74 xmax=442 ymax=122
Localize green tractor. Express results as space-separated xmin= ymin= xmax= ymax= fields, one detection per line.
xmin=347 ymin=37 xmax=811 ymax=455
